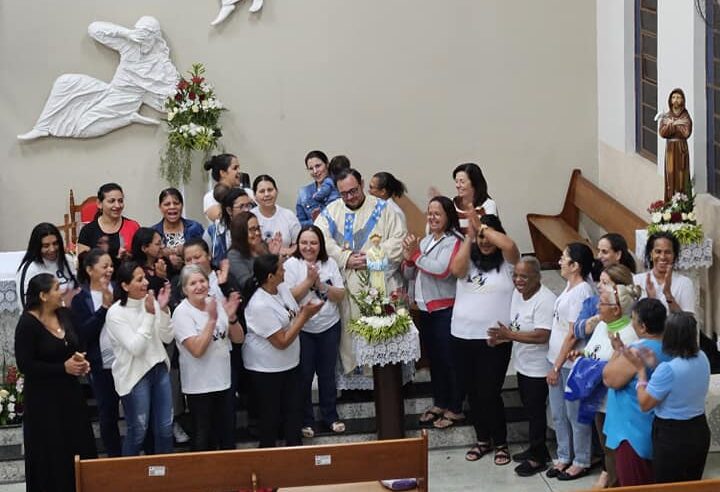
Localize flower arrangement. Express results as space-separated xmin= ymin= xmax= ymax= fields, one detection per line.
xmin=348 ymin=271 xmax=412 ymax=343
xmin=160 ymin=63 xmax=226 ymax=186
xmin=647 ymin=192 xmax=703 ymax=245
xmin=0 ymin=365 xmax=24 ymax=426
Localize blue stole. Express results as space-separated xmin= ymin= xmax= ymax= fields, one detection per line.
xmin=322 ymin=199 xmax=387 ymax=251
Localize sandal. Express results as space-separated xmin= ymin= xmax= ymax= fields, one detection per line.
xmin=418 ymin=407 xmax=444 ymax=425
xmin=301 ymin=426 xmax=315 ymax=438
xmin=330 ymin=421 xmax=346 ymax=433
xmin=465 ymin=442 xmax=492 ymax=462
xmin=432 ymin=412 xmax=465 ymax=429
xmin=494 ymin=445 xmax=511 ymax=466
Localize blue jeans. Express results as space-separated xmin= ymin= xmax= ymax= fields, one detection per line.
xmin=120 ymin=363 xmax=173 ymax=456
xmin=548 ymin=366 xmax=592 ymax=468
xmin=300 ymin=321 xmax=341 ymax=428
xmin=418 ymin=308 xmax=462 ymax=413
xmin=88 ymin=367 xmax=122 ymax=457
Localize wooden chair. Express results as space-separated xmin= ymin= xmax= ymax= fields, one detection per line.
xmin=526 ymin=169 xmax=648 ymax=267
xmin=75 ymin=432 xmax=428 ymax=492
xmin=68 ymin=189 xmax=97 ymax=244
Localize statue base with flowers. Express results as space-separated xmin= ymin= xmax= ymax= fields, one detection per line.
xmin=348 ymin=272 xmax=420 ymax=439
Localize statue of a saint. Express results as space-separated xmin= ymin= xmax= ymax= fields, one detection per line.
xmin=366 ymin=233 xmax=389 ymax=295
xmin=659 ymin=88 xmax=693 ymax=200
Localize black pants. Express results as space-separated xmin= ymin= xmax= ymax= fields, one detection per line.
xmin=653 ymin=414 xmax=710 ymax=483
xmin=185 ymin=389 xmax=236 ymax=451
xmin=453 ymin=337 xmax=512 ymax=445
xmin=249 ymin=366 xmax=303 ymax=448
xmin=517 ymin=372 xmax=551 ymax=462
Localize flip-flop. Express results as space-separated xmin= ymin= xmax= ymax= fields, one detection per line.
xmin=433 ymin=413 xmax=465 ymax=429
xmin=494 ymin=446 xmax=511 ymax=466
xmin=418 ymin=408 xmax=443 ymax=424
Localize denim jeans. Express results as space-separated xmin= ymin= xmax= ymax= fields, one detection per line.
xmin=300 ymin=321 xmax=341 ymax=428
xmin=88 ymin=367 xmax=122 ymax=457
xmin=548 ymin=366 xmax=592 ymax=468
xmin=418 ymin=308 xmax=462 ymax=413
xmin=120 ymin=363 xmax=173 ymax=456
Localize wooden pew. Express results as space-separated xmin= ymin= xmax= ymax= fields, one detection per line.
xmin=526 ymin=168 xmax=647 ymax=267
xmin=75 ymin=432 xmax=428 ymax=492
xmin=578 ymin=479 xmax=720 ymax=491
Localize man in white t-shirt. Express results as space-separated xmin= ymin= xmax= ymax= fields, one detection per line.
xmin=489 ymin=256 xmax=555 ymax=477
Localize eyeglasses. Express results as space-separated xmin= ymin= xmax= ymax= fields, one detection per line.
xmin=233 ymin=202 xmax=254 ymax=211
xmin=339 ymin=186 xmax=361 ymax=199
xmin=248 ymin=226 xmax=261 ymax=233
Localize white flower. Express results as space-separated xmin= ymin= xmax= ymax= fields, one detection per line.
xmin=0 ymin=389 xmax=9 ymax=400
xmin=8 ymin=412 xmax=15 ymax=420
xmin=9 ymin=395 xmax=15 ymax=403
xmin=688 ymin=212 xmax=696 ymax=221
xmin=8 ymin=403 xmax=14 ymax=413
xmin=201 ymin=100 xmax=209 ymax=110
xmin=167 ymin=111 xmax=176 ymax=121
xmin=369 ymin=288 xmax=378 ymax=297
xmin=651 ymin=212 xmax=662 ymax=224
xmin=681 ymin=213 xmax=688 ymax=221
xmin=15 ymin=379 xmax=23 ymax=392
xmin=662 ymin=212 xmax=672 ymax=221
xmin=192 ymin=104 xmax=200 ymax=113
xmin=397 ymin=307 xmax=409 ymax=317
xmin=373 ymin=305 xmax=382 ymax=315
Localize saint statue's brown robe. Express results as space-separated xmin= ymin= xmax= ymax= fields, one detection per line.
xmin=659 ymin=88 xmax=693 ymax=200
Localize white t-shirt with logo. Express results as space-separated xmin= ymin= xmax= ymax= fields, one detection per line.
xmin=510 ymin=286 xmax=556 ymax=378
xmin=242 ymin=284 xmax=301 ymax=372
xmin=451 ymin=261 xmax=514 ymax=340
xmin=172 ymin=298 xmax=232 ymax=394
xmin=282 ymin=257 xmax=343 ymax=334
xmin=547 ymin=281 xmax=595 ymax=369
xmin=583 ymin=319 xmax=638 ymax=362
xmin=632 ymin=271 xmax=695 ymax=314
xmin=251 ymin=205 xmax=302 ymax=248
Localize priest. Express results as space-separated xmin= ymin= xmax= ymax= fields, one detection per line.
xmin=315 ymin=168 xmax=407 ymax=389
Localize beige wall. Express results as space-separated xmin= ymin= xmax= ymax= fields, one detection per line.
xmin=1 ymin=0 xmax=598 ymax=252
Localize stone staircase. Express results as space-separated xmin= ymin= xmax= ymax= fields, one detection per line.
xmin=0 ymin=368 xmax=539 ymax=484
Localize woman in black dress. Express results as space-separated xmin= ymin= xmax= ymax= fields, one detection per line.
xmin=15 ymin=273 xmax=97 ymax=492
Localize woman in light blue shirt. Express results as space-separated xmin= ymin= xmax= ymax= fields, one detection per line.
xmin=625 ymin=311 xmax=711 ymax=484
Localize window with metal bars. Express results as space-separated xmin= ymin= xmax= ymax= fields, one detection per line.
xmin=635 ymin=0 xmax=658 ymax=162
xmin=706 ymin=1 xmax=720 ymax=196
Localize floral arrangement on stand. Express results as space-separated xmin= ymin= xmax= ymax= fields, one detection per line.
xmin=647 ymin=191 xmax=703 ymax=245
xmin=0 ymin=365 xmax=23 ymax=426
xmin=348 ymin=271 xmax=412 ymax=343
xmin=160 ymin=63 xmax=226 ymax=186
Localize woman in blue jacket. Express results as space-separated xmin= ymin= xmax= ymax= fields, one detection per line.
xmin=152 ymin=188 xmax=204 ymax=271
xmin=70 ymin=248 xmax=120 ymax=456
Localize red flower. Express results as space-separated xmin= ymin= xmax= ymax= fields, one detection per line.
xmin=199 ymin=94 xmax=206 ymax=101
xmin=174 ymin=93 xmax=182 ymax=102
xmin=177 ymin=79 xmax=189 ymax=91
xmin=188 ymin=92 xmax=196 ymax=101
xmin=670 ymin=212 xmax=682 ymax=222
xmin=6 ymin=366 xmax=17 ymax=385
xmin=191 ymin=76 xmax=204 ymax=85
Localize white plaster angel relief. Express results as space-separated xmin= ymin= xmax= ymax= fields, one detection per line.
xmin=18 ymin=17 xmax=179 ymax=141
xmin=211 ymin=0 xmax=264 ymax=27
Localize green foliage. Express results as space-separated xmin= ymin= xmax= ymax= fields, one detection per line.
xmin=348 ymin=313 xmax=412 ymax=344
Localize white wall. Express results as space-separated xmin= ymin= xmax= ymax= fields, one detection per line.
xmin=0 ymin=1 xmax=598 ymax=252
xmin=597 ymin=0 xmax=708 ymax=216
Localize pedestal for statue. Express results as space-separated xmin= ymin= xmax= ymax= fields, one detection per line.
xmin=353 ymin=324 xmax=420 ymax=440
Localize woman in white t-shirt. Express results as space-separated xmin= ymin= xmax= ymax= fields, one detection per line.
xmin=16 ymin=222 xmax=78 ymax=309
xmin=202 ymin=153 xmax=254 ymax=223
xmin=451 ymin=163 xmax=497 ymax=234
xmin=242 ymin=254 xmax=323 ymax=448
xmin=251 ymin=174 xmax=301 ymax=257
xmin=634 ymin=231 xmax=695 ymax=314
xmin=172 ymin=265 xmax=244 ymax=451
xmin=283 ymin=225 xmax=346 ymax=438
xmin=449 ymin=213 xmax=519 ymax=466
xmin=545 ymin=242 xmax=595 ymax=481
xmin=488 ymin=256 xmax=555 ymax=477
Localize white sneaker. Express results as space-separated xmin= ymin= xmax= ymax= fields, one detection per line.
xmin=173 ymin=422 xmax=190 ymax=443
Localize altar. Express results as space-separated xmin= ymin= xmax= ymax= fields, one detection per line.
xmin=0 ymin=252 xmax=25 ymax=366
